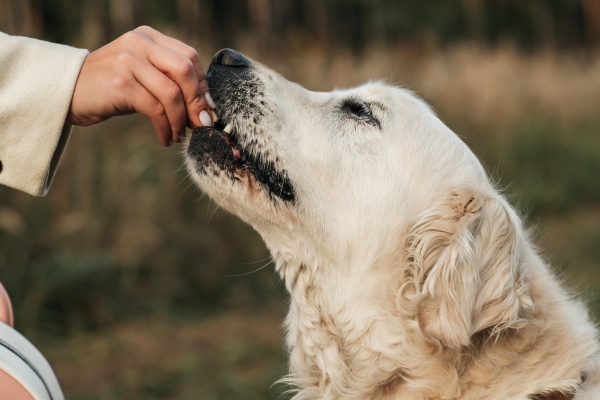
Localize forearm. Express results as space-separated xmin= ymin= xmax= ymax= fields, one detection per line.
xmin=0 ymin=32 xmax=88 ymax=196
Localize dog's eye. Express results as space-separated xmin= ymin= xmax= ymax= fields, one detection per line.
xmin=341 ymin=100 xmax=380 ymax=129
xmin=344 ymin=101 xmax=372 ymax=120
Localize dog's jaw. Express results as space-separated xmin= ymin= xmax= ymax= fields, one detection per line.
xmin=186 ymin=49 xmax=295 ymax=208
xmin=187 ymin=126 xmax=295 ymax=203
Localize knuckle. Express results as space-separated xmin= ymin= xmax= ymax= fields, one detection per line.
xmin=183 ymin=47 xmax=200 ymax=64
xmin=164 ymin=81 xmax=182 ymax=102
xmin=134 ymin=25 xmax=153 ymax=34
xmin=119 ymin=31 xmax=142 ymax=47
xmin=114 ymin=51 xmax=135 ymax=65
xmin=151 ymin=100 xmax=166 ymax=117
xmin=110 ymin=68 xmax=135 ymax=91
xmin=111 ymin=75 xmax=131 ymax=91
xmin=175 ymin=57 xmax=195 ymax=77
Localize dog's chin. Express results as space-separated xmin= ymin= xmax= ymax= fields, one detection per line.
xmin=187 ymin=126 xmax=295 ymax=203
xmin=187 ymin=126 xmax=243 ymax=172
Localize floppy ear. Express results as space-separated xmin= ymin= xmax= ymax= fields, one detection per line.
xmin=405 ymin=187 xmax=532 ymax=348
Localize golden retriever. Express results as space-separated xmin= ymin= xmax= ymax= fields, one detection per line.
xmin=185 ymin=49 xmax=600 ymax=400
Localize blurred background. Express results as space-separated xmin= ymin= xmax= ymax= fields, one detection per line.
xmin=1 ymin=0 xmax=600 ymax=399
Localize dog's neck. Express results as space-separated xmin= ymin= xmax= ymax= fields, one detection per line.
xmin=275 ymin=249 xmax=430 ymax=399
xmin=273 ymin=247 xmax=599 ymax=400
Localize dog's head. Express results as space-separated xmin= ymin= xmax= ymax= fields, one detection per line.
xmin=186 ymin=49 xmax=533 ymax=348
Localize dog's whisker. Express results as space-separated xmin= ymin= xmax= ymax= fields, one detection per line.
xmin=240 ymin=256 xmax=273 ymax=265
xmin=226 ymin=258 xmax=274 ymax=277
xmin=204 ymin=198 xmax=221 ymax=225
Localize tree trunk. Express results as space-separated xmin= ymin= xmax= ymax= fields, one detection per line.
xmin=582 ymin=0 xmax=600 ymax=44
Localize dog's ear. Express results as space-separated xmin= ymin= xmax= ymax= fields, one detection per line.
xmin=404 ymin=187 xmax=532 ymax=348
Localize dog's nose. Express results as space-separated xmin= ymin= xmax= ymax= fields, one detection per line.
xmin=212 ymin=48 xmax=250 ymax=68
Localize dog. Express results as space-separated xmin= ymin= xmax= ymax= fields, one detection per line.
xmin=185 ymin=49 xmax=600 ymax=399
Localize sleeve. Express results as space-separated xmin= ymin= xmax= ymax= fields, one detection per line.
xmin=0 ymin=32 xmax=89 ymax=196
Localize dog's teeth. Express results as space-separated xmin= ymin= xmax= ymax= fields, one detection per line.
xmin=211 ymin=110 xmax=218 ymax=123
xmin=223 ymin=123 xmax=233 ymax=134
xmin=205 ymin=91 xmax=216 ymax=109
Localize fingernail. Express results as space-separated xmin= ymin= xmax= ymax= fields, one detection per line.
xmin=205 ymin=91 xmax=216 ymax=109
xmin=199 ymin=109 xmax=212 ymax=126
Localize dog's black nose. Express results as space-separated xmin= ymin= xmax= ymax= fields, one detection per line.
xmin=212 ymin=48 xmax=250 ymax=68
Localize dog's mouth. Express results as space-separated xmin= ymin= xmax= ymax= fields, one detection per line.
xmin=188 ymin=102 xmax=295 ymax=203
xmin=188 ymin=110 xmax=241 ymax=167
xmin=187 ymin=48 xmax=295 ymax=203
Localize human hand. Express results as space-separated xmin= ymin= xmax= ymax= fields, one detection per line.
xmin=67 ymin=26 xmax=210 ymax=146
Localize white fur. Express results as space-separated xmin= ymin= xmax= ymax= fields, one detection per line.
xmin=186 ymin=55 xmax=600 ymax=399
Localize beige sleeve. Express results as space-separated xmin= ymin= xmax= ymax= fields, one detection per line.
xmin=0 ymin=32 xmax=89 ymax=196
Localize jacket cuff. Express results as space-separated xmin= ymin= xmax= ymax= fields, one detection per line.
xmin=0 ymin=33 xmax=88 ymax=196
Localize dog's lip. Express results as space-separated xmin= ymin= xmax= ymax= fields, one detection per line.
xmin=189 ymin=123 xmax=295 ymax=202
xmin=192 ymin=119 xmax=243 ymax=164
xmin=197 ymin=90 xmax=242 ymax=161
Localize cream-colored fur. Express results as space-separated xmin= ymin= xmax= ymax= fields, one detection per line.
xmin=185 ymin=50 xmax=600 ymax=399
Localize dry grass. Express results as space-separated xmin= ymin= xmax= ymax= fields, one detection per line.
xmin=244 ymin=44 xmax=600 ymax=128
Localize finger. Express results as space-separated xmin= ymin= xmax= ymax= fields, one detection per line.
xmin=118 ymin=69 xmax=177 ymax=146
xmin=132 ymin=60 xmax=189 ymax=142
xmin=134 ymin=27 xmax=209 ymax=127
xmin=134 ymin=26 xmax=205 ymax=79
xmin=130 ymin=87 xmax=173 ymax=146
xmin=145 ymin=44 xmax=207 ymax=128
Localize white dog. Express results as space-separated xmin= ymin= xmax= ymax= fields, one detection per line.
xmin=185 ymin=49 xmax=600 ymax=400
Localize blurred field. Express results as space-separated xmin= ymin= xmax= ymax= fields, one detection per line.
xmin=1 ymin=44 xmax=599 ymax=399
xmin=2 ymin=2 xmax=600 ymax=398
